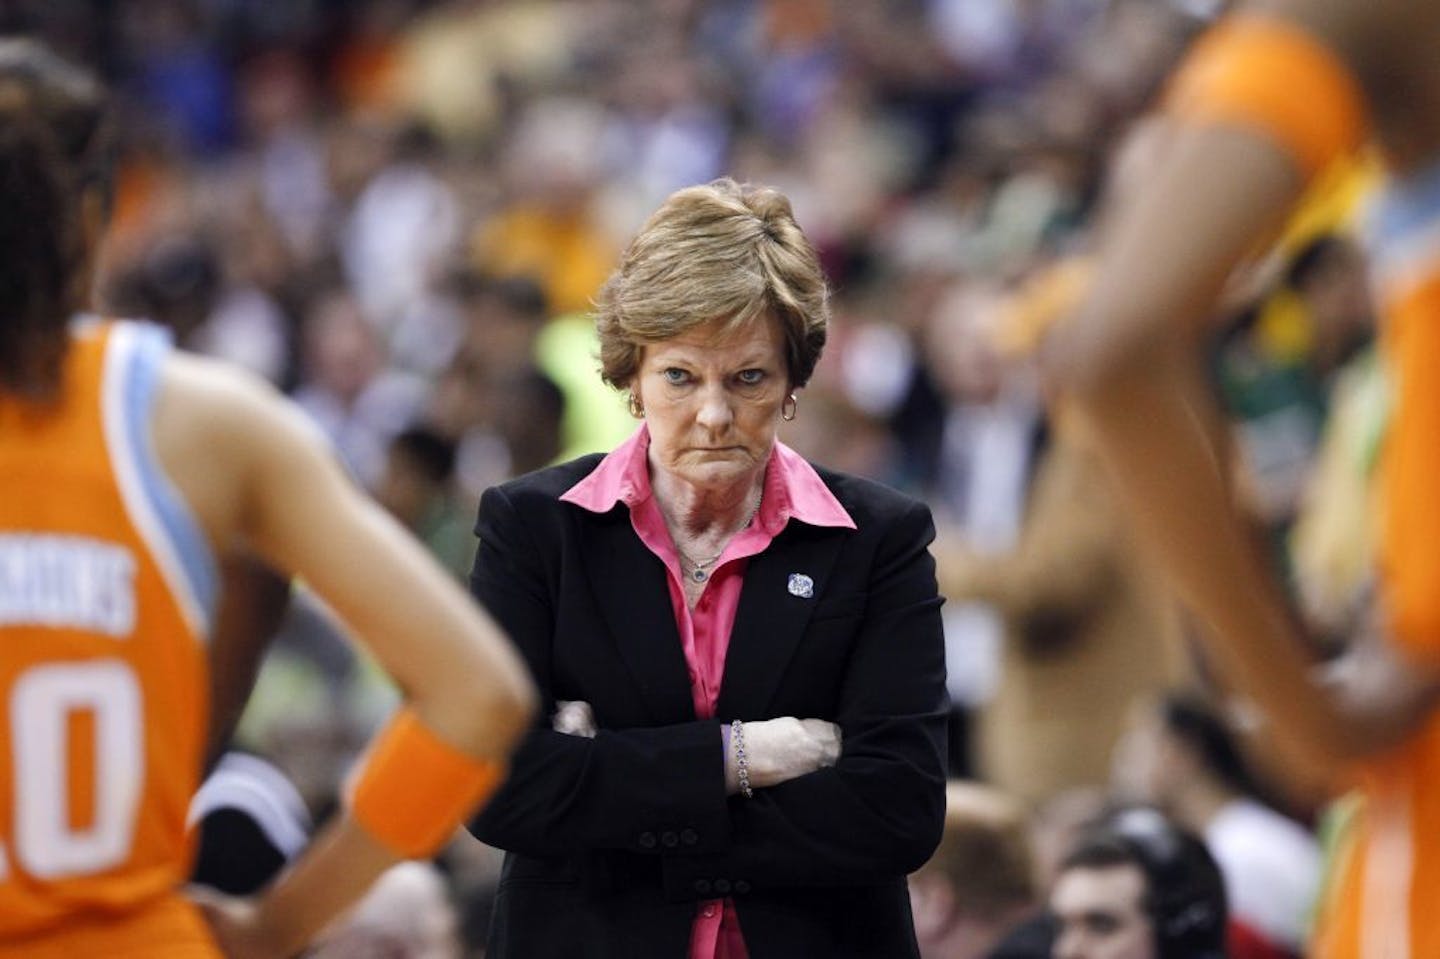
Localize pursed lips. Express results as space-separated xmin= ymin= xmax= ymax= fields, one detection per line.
xmin=681 ymin=446 xmax=752 ymax=461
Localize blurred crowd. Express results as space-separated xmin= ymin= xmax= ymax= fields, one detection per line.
xmin=12 ymin=0 xmax=1381 ymax=954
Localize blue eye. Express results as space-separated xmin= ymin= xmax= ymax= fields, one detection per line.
xmin=663 ymin=368 xmax=689 ymax=385
xmin=737 ymin=369 xmax=765 ymax=385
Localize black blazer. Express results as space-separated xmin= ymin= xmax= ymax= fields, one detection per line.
xmin=468 ymin=454 xmax=948 ymax=959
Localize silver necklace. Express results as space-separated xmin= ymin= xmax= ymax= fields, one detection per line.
xmin=677 ymin=495 xmax=761 ymax=584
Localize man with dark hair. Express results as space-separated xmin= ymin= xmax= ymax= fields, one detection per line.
xmin=375 ymin=424 xmax=474 ymax=578
xmin=1050 ymin=809 xmax=1227 ymax=959
xmin=1112 ymin=695 xmax=1318 ymax=956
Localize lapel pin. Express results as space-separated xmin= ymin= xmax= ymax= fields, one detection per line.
xmin=787 ymin=573 xmax=814 ymax=599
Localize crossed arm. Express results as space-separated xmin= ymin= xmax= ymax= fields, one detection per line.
xmin=468 ymin=486 xmax=947 ymax=895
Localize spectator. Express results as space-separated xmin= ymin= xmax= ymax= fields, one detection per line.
xmin=940 ymin=399 xmax=1186 ymax=805
xmin=292 ymin=285 xmax=427 ymax=488
xmin=1050 ymin=808 xmax=1228 ymax=959
xmin=910 ymin=781 xmax=1040 ymax=959
xmin=1112 ymin=694 xmax=1320 ymax=957
xmin=375 ymin=425 xmax=475 ymax=579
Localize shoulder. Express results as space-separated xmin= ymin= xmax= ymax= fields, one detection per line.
xmin=159 ymin=348 xmax=292 ymax=423
xmin=490 ymin=455 xmax=605 ymax=501
xmin=479 ymin=455 xmax=608 ymax=525
xmin=1255 ymin=0 xmax=1417 ymax=90
xmin=154 ymin=349 xmax=327 ymax=469
xmin=146 ymin=344 xmax=345 ymax=547
xmin=473 ymin=455 xmax=609 ymax=557
xmin=811 ymin=464 xmax=932 ymax=529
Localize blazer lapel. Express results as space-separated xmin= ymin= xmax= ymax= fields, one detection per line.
xmin=718 ymin=524 xmax=846 ymax=719
xmin=581 ymin=508 xmax=697 ymax=724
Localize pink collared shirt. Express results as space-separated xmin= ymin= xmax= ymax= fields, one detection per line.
xmin=560 ymin=424 xmax=855 ymax=959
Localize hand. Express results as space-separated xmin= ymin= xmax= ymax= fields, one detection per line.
xmin=553 ymin=700 xmax=597 ymax=738
xmin=728 ymin=717 xmax=841 ymax=793
xmin=191 ymin=888 xmax=282 ymax=959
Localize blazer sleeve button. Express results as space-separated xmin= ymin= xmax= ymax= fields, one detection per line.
xmin=680 ymin=828 xmax=699 ymax=846
xmin=734 ymin=880 xmax=751 ymax=895
xmin=694 ymin=879 xmax=713 ymax=895
xmin=713 ymin=878 xmax=732 ymax=895
xmin=638 ymin=831 xmax=657 ymax=849
xmin=661 ymin=830 xmax=679 ymax=848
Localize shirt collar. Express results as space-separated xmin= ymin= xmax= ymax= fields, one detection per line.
xmin=559 ymin=423 xmax=652 ymax=512
xmin=560 ymin=423 xmax=856 ymax=531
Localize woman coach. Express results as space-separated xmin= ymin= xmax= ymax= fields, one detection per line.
xmin=468 ymin=178 xmax=947 ymax=958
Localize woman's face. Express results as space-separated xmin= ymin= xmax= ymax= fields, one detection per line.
xmin=636 ymin=313 xmax=790 ymax=493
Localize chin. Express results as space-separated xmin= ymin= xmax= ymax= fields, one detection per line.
xmin=675 ymin=459 xmax=752 ymax=489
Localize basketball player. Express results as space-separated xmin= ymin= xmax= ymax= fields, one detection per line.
xmin=1044 ymin=2 xmax=1440 ymax=955
xmin=0 ymin=40 xmax=535 ymax=958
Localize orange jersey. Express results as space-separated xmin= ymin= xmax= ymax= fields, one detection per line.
xmin=0 ymin=321 xmax=219 ymax=956
xmin=1313 ymin=719 xmax=1440 ymax=959
xmin=1312 ymin=169 xmax=1440 ymax=959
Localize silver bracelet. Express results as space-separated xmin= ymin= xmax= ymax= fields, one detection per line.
xmin=731 ymin=719 xmax=753 ymax=799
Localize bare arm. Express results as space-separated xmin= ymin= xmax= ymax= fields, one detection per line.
xmin=1046 ymin=123 xmax=1440 ymax=787
xmin=160 ymin=355 xmax=535 ymax=759
xmin=204 ymin=554 xmax=290 ymax=770
xmin=158 ymin=356 xmax=535 ymax=955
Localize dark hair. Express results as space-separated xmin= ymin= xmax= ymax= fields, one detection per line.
xmin=1061 ymin=807 xmax=1227 ymax=959
xmin=0 ymin=39 xmax=113 ymax=397
xmin=390 ymin=426 xmax=458 ymax=485
xmin=1159 ymin=692 xmax=1266 ymax=800
xmin=451 ymin=269 xmax=550 ymax=322
xmin=106 ymin=234 xmax=221 ymax=339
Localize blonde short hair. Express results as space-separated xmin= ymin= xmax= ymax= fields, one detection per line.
xmin=595 ymin=178 xmax=829 ymax=390
xmin=918 ymin=781 xmax=1036 ymax=917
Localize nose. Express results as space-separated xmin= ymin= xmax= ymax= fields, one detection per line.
xmin=694 ymin=383 xmax=734 ymax=432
